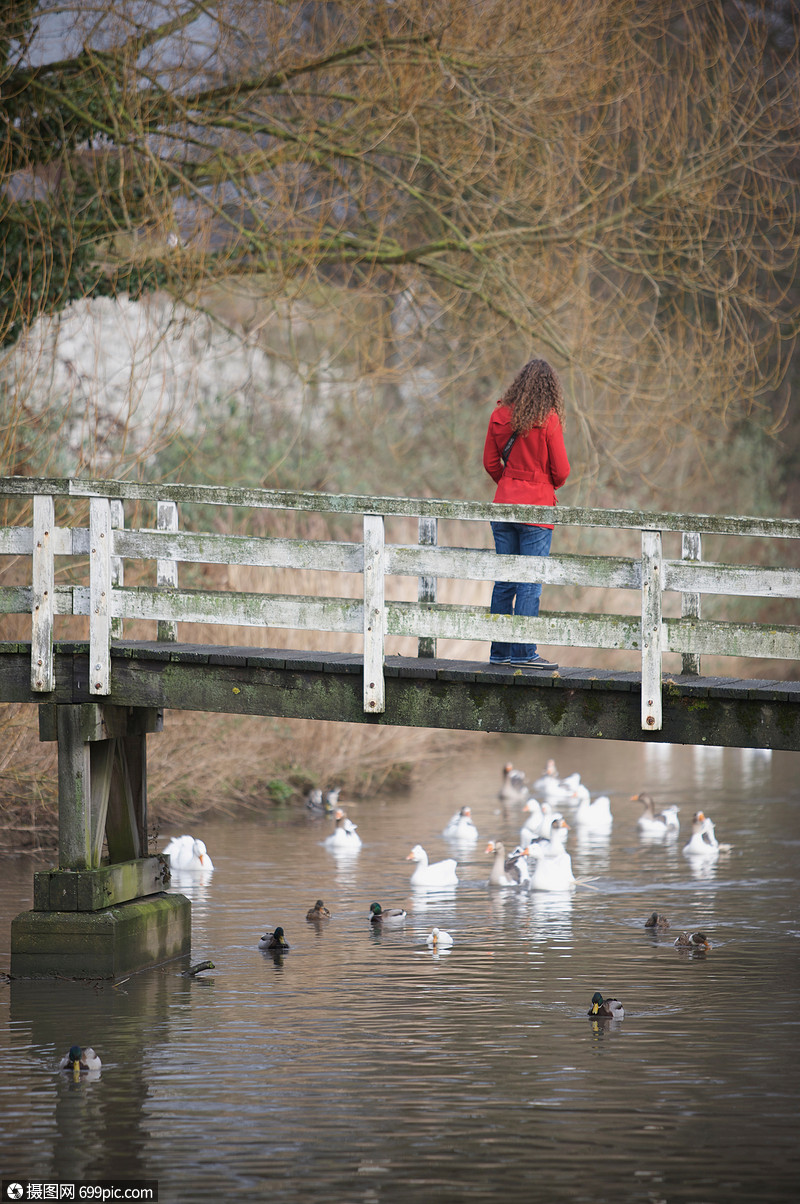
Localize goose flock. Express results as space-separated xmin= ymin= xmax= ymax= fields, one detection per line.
xmin=154 ymin=755 xmax=730 ymax=1028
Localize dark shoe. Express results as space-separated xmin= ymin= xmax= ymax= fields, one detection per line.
xmin=512 ymin=655 xmax=558 ymax=670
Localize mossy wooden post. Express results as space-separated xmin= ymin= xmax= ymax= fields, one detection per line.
xmin=47 ymin=702 xmax=161 ymax=870
xmin=157 ymin=499 xmax=179 ymax=642
xmin=417 ymin=516 xmax=437 ymax=659
xmin=641 ymin=530 xmax=663 ymax=731
xmin=31 ymin=494 xmax=55 ymax=692
xmin=363 ymin=514 xmax=385 ymax=713
xmin=681 ymin=531 xmax=702 ymax=676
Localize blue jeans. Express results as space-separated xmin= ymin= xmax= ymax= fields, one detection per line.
xmin=489 ymin=522 xmax=552 ymax=662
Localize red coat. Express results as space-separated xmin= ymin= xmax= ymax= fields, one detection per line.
xmin=483 ymin=405 xmax=570 ymax=528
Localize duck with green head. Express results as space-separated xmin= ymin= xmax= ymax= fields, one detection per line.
xmin=588 ymin=992 xmax=624 ymax=1019
xmin=369 ymin=902 xmax=407 ymax=925
xmin=59 ymin=1046 xmax=102 ymax=1080
xmin=259 ymin=926 xmax=290 ymax=951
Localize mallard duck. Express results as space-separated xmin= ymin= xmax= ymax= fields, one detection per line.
xmin=588 ymin=992 xmax=624 ymax=1019
xmin=406 ymin=844 xmax=458 ymax=888
xmin=306 ymin=899 xmax=331 ymax=921
xmin=673 ymin=930 xmax=712 ymax=950
xmin=485 ymin=840 xmax=528 ymax=886
xmin=498 ymin=762 xmax=529 ymax=805
xmin=324 ymin=808 xmax=362 ymax=850
xmin=682 ymin=811 xmax=720 ymax=859
xmin=59 ymin=1045 xmax=102 ymax=1074
xmin=258 ymin=926 xmax=290 ymax=951
xmin=369 ymin=901 xmax=407 ymax=925
xmin=442 ymin=805 xmax=479 ymax=842
xmin=572 ymin=785 xmax=613 ymax=832
xmin=633 ymin=793 xmax=680 ymax=836
xmin=163 ymin=834 xmax=214 ymax=871
xmin=426 ymin=927 xmax=454 ymax=949
xmin=306 ymin=787 xmax=341 ymax=813
xmin=645 ymin=911 xmax=670 ymax=930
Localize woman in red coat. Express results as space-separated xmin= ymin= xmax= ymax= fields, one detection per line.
xmin=482 ymin=359 xmax=570 ymax=668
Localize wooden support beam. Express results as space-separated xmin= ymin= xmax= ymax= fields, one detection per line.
xmin=47 ymin=703 xmax=155 ymax=869
xmin=105 ymin=736 xmax=146 ymax=862
xmin=56 ymin=705 xmax=93 ymax=870
xmin=89 ymin=738 xmax=115 ymax=866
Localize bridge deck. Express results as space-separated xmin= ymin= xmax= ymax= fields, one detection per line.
xmin=2 ymin=641 xmax=798 ymax=750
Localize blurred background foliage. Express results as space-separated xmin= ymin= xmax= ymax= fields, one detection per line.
xmin=1 ymin=1 xmax=799 ymax=836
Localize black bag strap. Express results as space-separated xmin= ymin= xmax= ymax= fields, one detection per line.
xmin=500 ymin=432 xmax=518 ymax=464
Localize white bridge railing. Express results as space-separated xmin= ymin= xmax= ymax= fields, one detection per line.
xmin=1 ymin=477 xmax=799 ymax=731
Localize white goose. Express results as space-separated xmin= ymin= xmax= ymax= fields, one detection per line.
xmin=527 ymin=822 xmax=575 ymax=892
xmin=572 ymin=785 xmax=613 ymax=833
xmin=633 ymin=792 xmax=680 ymax=836
xmin=521 ymin=799 xmax=568 ymax=844
xmin=426 ymin=927 xmax=454 ymax=949
xmin=324 ymin=809 xmax=362 ymax=850
xmin=163 ymin=835 xmax=214 ymax=871
xmin=682 ymin=811 xmax=719 ymax=860
xmin=407 ymin=844 xmax=458 ymax=888
xmin=443 ymin=805 xmax=479 ymax=842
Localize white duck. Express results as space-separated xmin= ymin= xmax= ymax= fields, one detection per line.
xmin=324 ymin=808 xmax=362 ymax=850
xmin=485 ymin=840 xmax=528 ymax=887
xmin=633 ymin=792 xmax=680 ymax=836
xmin=406 ymin=844 xmax=458 ymax=888
xmin=163 ymin=835 xmax=214 ymax=871
xmin=443 ymin=805 xmax=479 ymax=842
xmin=498 ymin=762 xmax=529 ymax=805
xmin=426 ymin=927 xmax=454 ymax=949
xmin=572 ymin=785 xmax=613 ymax=833
xmin=522 ymin=800 xmax=568 ymax=845
xmin=682 ymin=811 xmax=720 ymax=860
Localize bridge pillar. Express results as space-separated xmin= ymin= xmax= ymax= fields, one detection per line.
xmin=10 ymin=703 xmax=191 ymax=979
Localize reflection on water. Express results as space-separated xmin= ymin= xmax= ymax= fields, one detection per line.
xmin=0 ymin=737 xmax=798 ymax=1203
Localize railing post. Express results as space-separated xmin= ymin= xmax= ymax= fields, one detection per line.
xmin=681 ymin=531 xmax=701 ymax=676
xmin=110 ymin=499 xmax=124 ymax=640
xmin=363 ymin=513 xmax=386 ymax=713
xmin=417 ymin=515 xmax=437 ymax=659
xmin=157 ymin=500 xmax=179 ymax=642
xmin=89 ymin=498 xmax=112 ymax=696
xmin=31 ymin=494 xmax=55 ymax=692
xmin=641 ymin=529 xmax=663 ymax=731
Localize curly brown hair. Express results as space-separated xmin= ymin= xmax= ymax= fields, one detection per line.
xmin=500 ymin=359 xmax=566 ymax=434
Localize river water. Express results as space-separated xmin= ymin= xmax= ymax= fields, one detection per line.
xmin=0 ymin=734 xmax=798 ymax=1203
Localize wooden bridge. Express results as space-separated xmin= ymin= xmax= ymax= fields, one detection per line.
xmin=1 ymin=475 xmax=798 ymax=976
